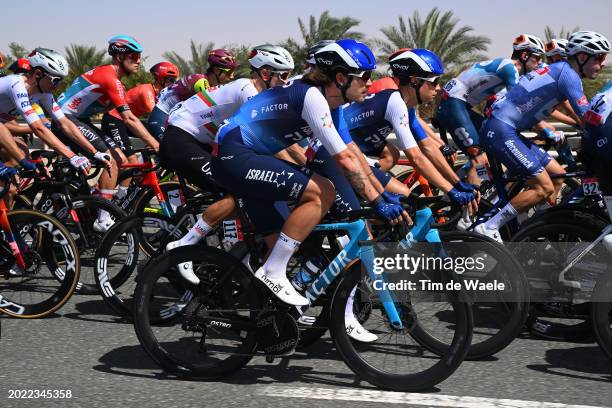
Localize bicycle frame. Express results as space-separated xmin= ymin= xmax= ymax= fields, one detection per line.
xmin=0 ymin=192 xmax=27 ymax=273
xmin=120 ymin=161 xmax=175 ymax=218
xmin=294 ymin=207 xmax=441 ymax=330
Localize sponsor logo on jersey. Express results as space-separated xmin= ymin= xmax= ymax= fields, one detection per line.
xmin=259 ymin=103 xmax=289 ymax=114
xmin=16 ymin=93 xmax=28 ymax=99
xmin=399 ymin=113 xmax=409 ymax=127
xmin=199 ymin=110 xmax=215 ymax=120
xmin=24 ymin=109 xmax=35 ymax=116
xmin=584 ymin=110 xmax=603 ymax=126
xmin=52 ymin=105 xmax=60 ymax=112
xmin=289 ymin=182 xmax=304 ymax=199
xmin=516 ymin=96 xmax=543 ymax=114
xmin=244 ymin=169 xmax=294 ymax=188
xmin=350 ymin=109 xmax=375 ymax=123
xmin=320 ymin=112 xmax=333 ymax=128
xmin=504 ymin=139 xmax=534 ymax=169
xmin=251 ymin=109 xmax=258 ymax=118
xmin=67 ymin=97 xmax=82 ymax=110
xmin=577 ymin=95 xmax=588 ymax=106
xmin=20 ymin=101 xmax=31 ymax=108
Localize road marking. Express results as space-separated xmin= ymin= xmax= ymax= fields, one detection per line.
xmin=258 ymin=385 xmax=608 ymax=408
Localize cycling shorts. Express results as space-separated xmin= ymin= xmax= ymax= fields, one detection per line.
xmin=159 ymin=125 xmax=217 ymax=191
xmin=480 ymin=117 xmax=552 ymax=179
xmin=101 ymin=113 xmax=134 ymax=156
xmin=436 ymin=97 xmax=484 ymax=156
xmin=52 ymin=116 xmax=114 ymax=155
xmin=582 ymin=130 xmax=612 ymax=195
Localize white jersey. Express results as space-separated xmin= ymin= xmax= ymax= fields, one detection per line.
xmin=168 ymin=78 xmax=258 ymax=145
xmin=0 ymin=75 xmax=64 ymax=124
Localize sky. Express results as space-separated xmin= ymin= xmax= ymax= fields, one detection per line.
xmin=2 ymin=0 xmax=611 ymax=68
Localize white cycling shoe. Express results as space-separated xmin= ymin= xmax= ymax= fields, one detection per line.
xmin=93 ymin=217 xmax=115 ymax=233
xmin=254 ymin=267 xmax=309 ymax=306
xmin=345 ymin=315 xmax=378 ymax=343
xmin=474 ymin=223 xmax=503 ymax=243
xmin=166 ymin=240 xmax=200 ymax=285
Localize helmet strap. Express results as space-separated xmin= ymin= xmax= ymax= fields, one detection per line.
xmin=575 ymin=54 xmax=590 ymax=78
xmin=334 ymin=72 xmax=353 ymax=103
xmin=409 ymin=78 xmax=425 ymax=105
xmin=255 ymin=69 xmax=272 ymax=89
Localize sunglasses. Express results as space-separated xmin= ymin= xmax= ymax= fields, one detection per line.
xmin=531 ymin=53 xmax=543 ymax=62
xmin=271 ymin=70 xmax=291 ymax=81
xmin=416 ymin=76 xmax=440 ymax=86
xmin=595 ymin=53 xmax=607 ymax=64
xmin=217 ymin=66 xmax=234 ymax=74
xmin=126 ymin=52 xmax=141 ymax=61
xmin=348 ymin=70 xmax=372 ymax=82
xmin=46 ymin=74 xmax=63 ymax=87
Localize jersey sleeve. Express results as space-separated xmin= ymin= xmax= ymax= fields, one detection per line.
xmin=409 ymin=108 xmax=428 ymax=142
xmin=38 ymin=93 xmax=66 ymax=121
xmin=496 ymin=60 xmax=519 ymax=89
xmin=101 ymin=76 xmax=130 ymax=112
xmin=331 ymin=105 xmax=353 ymax=144
xmin=384 ymin=91 xmax=417 ymax=150
xmin=558 ymin=64 xmax=589 ymax=118
xmin=300 ymin=87 xmax=347 ymax=156
xmin=237 ymin=80 xmax=259 ymax=104
xmin=8 ymin=78 xmax=40 ymax=125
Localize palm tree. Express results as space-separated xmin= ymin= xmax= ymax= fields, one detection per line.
xmin=1 ymin=42 xmax=29 ymax=69
xmin=224 ymin=44 xmax=253 ymax=79
xmin=64 ymin=44 xmax=109 ymax=77
xmin=280 ymin=10 xmax=365 ymax=70
xmin=374 ymin=8 xmax=490 ymax=76
xmin=544 ymin=25 xmax=580 ymax=41
xmin=163 ymin=40 xmax=214 ymax=75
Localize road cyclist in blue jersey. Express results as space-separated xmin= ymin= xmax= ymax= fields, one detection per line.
xmin=475 ymin=31 xmax=610 ymax=242
xmin=211 ymin=39 xmax=411 ymax=307
xmin=437 ymin=34 xmax=545 ymax=188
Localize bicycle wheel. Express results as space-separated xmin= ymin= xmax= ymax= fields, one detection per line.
xmin=0 ymin=210 xmax=79 ymax=318
xmin=511 ymin=210 xmax=608 ymax=342
xmin=437 ymin=231 xmax=529 ymax=359
xmin=329 ymin=261 xmax=472 ymax=392
xmin=591 ymin=272 xmax=612 ymax=362
xmin=53 ymin=196 xmax=126 ymax=294
xmin=133 ymin=245 xmax=260 ymax=378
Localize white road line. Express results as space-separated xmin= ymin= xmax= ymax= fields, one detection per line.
xmin=258 ymin=385 xmax=609 ymax=408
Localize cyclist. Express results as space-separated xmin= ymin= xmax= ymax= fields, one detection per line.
xmin=147 ymin=49 xmax=238 ymax=138
xmin=545 ymin=39 xmax=568 ymax=64
xmin=476 ymin=31 xmax=610 ymax=242
xmin=162 ymin=45 xmax=295 ymax=274
xmin=0 ymin=48 xmax=99 ymax=175
xmin=437 ymin=34 xmax=545 ymax=186
xmin=56 ymin=35 xmax=159 ymax=231
xmin=581 ymin=80 xmax=612 ymax=250
xmin=211 ymin=39 xmax=408 ymax=306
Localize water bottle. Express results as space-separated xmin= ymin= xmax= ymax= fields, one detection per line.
xmin=291 ymin=256 xmax=324 ymax=291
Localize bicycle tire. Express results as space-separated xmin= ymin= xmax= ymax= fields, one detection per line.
xmin=591 ymin=273 xmax=612 ymax=362
xmin=329 ymin=261 xmax=472 ymax=391
xmin=0 ymin=210 xmax=80 ymax=318
xmin=133 ymin=245 xmax=260 ymax=379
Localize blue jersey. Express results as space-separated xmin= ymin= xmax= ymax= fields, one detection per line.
xmin=491 ymin=61 xmax=588 ymax=131
xmin=216 ymin=79 xmax=347 ymax=156
xmin=342 ymin=90 xmax=427 ymax=155
xmin=443 ymin=58 xmax=519 ymax=106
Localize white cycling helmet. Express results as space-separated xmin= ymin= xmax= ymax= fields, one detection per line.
xmin=513 ymin=34 xmax=545 ymax=54
xmin=28 ymin=48 xmax=69 ymax=77
xmin=567 ymin=31 xmax=610 ymax=56
xmin=248 ymin=44 xmax=294 ymax=71
xmin=545 ymin=39 xmax=568 ymax=58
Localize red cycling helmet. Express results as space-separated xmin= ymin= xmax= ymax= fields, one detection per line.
xmin=389 ymin=48 xmax=412 ymax=61
xmin=9 ymin=58 xmax=31 ymax=74
xmin=207 ymin=49 xmax=238 ymax=70
xmin=149 ymin=62 xmax=180 ymax=82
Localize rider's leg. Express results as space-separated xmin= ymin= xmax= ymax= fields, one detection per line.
xmin=377 ymin=143 xmax=400 ymax=172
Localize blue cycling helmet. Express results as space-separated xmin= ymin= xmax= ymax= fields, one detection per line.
xmin=314 ymin=38 xmax=376 ymax=74
xmin=108 ymin=35 xmax=143 ymax=56
xmin=389 ymin=48 xmax=444 ymax=78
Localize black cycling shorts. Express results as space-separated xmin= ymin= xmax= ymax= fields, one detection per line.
xmin=101 ymin=113 xmax=134 ymax=156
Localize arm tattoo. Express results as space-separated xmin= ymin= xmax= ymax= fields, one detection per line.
xmin=345 ymin=169 xmax=366 ymax=197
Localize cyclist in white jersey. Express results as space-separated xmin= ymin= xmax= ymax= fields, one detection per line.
xmin=0 ymin=49 xmax=110 ymax=174
xmin=162 ymin=44 xmax=295 ymax=283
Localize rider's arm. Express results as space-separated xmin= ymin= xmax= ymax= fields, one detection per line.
xmin=497 ymin=59 xmax=520 ymax=90
xmin=417 ymin=136 xmax=460 ymax=184
xmin=301 ymin=88 xmax=380 ymax=201
xmin=558 ymin=64 xmax=590 ymax=127
xmin=120 ymin=109 xmax=159 ymax=151
xmin=0 ymin=122 xmax=27 ymax=161
xmin=3 ymin=120 xmax=32 ymax=136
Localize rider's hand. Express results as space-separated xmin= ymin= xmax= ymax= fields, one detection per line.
xmin=0 ymin=163 xmax=18 ymax=181
xmin=448 ymin=188 xmax=478 ymax=216
xmin=93 ymin=151 xmax=112 ymax=170
xmin=543 ymin=128 xmax=565 ymax=144
xmin=18 ymin=158 xmax=37 ymax=171
xmin=69 ymin=155 xmax=91 ymax=175
xmin=454 ymin=180 xmax=481 ymax=205
xmin=373 ymin=195 xmax=409 ymax=226
xmin=382 ymin=191 xmax=403 ymax=205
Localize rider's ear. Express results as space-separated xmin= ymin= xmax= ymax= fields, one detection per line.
xmin=335 ymin=72 xmax=346 ymax=87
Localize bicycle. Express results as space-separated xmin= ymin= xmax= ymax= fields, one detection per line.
xmin=0 ymin=173 xmax=80 ymax=318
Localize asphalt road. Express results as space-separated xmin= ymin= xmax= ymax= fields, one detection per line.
xmin=1 ymin=291 xmax=611 ymax=408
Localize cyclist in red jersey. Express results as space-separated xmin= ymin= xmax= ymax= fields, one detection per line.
xmin=56 ymin=35 xmax=161 ymax=231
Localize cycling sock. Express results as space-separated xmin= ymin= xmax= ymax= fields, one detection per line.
xmin=264 ymin=232 xmax=300 ymax=279
xmin=97 ymin=189 xmax=116 ymax=221
xmin=178 ymin=218 xmax=212 ymax=246
xmin=345 ymin=286 xmax=357 ymax=320
xmin=484 ymin=202 xmax=517 ymax=230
